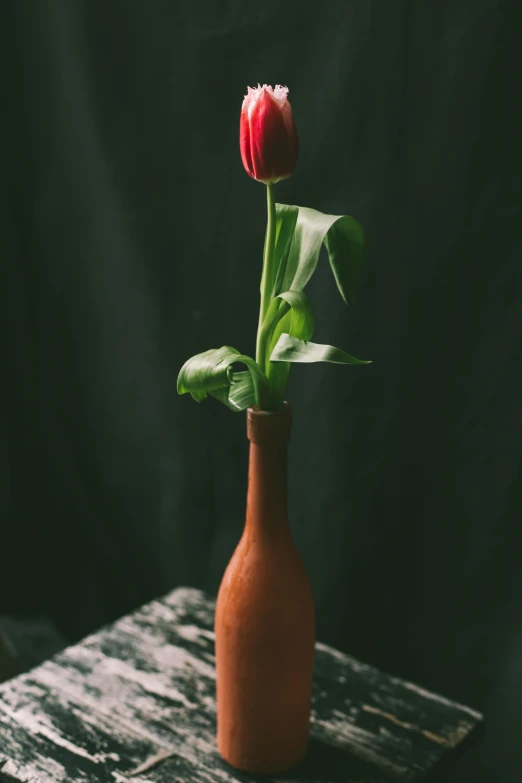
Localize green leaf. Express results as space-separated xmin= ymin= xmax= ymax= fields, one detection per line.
xmin=274 ymin=205 xmax=365 ymax=306
xmin=210 ymin=371 xmax=256 ymax=411
xmin=259 ymin=290 xmax=315 ymax=410
xmin=323 ymin=215 xmax=365 ymax=306
xmin=177 ymin=347 xmax=268 ymax=410
xmin=190 ymin=390 xmax=207 ymax=402
xmin=271 ymin=204 xmax=299 ymax=297
xmin=270 ymin=333 xmax=371 ymax=365
xmin=261 ymin=289 xmax=315 ymax=353
xmin=177 ymin=346 xmax=237 ymax=396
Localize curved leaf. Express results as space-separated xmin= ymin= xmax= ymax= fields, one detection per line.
xmin=190 ymin=390 xmax=207 ymax=402
xmin=324 ymin=215 xmax=365 ymax=306
xmin=177 ymin=347 xmax=268 ymax=410
xmin=275 ymin=205 xmax=365 ymax=306
xmin=270 ymin=333 xmax=371 ymax=365
xmin=177 ymin=346 xmax=238 ymax=395
xmin=210 ymin=371 xmax=256 ymax=411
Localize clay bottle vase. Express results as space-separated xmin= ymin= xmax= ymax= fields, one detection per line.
xmin=214 ymin=402 xmax=316 ymax=774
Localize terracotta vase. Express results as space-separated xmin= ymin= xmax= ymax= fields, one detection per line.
xmin=214 ymin=402 xmax=316 ymax=774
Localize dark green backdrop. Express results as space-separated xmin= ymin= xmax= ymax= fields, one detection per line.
xmin=2 ymin=2 xmax=521 ymax=781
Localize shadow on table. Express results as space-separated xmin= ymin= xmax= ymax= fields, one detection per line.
xmin=283 ymin=736 xmax=395 ymax=782
xmin=220 ymin=735 xmax=396 ymax=782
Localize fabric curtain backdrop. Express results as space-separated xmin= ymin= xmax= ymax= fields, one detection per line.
xmin=2 ymin=2 xmax=521 ymax=781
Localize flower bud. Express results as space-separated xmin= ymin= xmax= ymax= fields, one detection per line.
xmin=240 ymin=84 xmax=299 ymax=185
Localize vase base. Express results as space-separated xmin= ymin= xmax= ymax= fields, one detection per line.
xmin=218 ymin=741 xmax=308 ymax=776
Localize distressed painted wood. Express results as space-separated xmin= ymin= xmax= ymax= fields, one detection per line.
xmin=0 ymin=587 xmax=483 ymax=782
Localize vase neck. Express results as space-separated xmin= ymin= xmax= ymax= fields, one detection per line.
xmin=244 ymin=404 xmax=292 ymax=540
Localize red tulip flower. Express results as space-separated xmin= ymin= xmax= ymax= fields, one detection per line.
xmin=240 ymin=84 xmax=299 ymax=185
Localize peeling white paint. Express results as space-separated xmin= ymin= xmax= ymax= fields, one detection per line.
xmin=174 ymin=624 xmax=216 ymax=645
xmin=0 ymin=747 xmax=66 ymax=783
xmin=0 ymin=699 xmax=101 ymax=763
xmin=314 ymin=716 xmax=410 ymax=776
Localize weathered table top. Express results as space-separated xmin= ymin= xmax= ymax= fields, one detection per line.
xmin=0 ymin=587 xmax=483 ymax=783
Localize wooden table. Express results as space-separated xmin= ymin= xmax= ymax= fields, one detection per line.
xmin=0 ymin=587 xmax=483 ymax=782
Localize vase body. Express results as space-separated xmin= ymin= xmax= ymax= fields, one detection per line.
xmin=214 ymin=403 xmax=316 ymax=774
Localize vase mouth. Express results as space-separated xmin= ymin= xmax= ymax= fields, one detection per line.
xmin=247 ymin=402 xmax=292 ymax=445
xmin=248 ymin=401 xmax=291 ymax=417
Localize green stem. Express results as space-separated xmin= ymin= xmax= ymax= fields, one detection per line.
xmin=255 ymin=184 xmax=277 ymax=377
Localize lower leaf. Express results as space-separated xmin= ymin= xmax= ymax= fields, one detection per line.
xmin=270 ymin=333 xmax=371 ymax=365
xmin=210 ymin=371 xmax=256 ymax=411
xmin=177 ymin=347 xmax=268 ymax=410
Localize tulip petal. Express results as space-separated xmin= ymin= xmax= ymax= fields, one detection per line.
xmin=239 ymin=109 xmax=254 ymax=179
